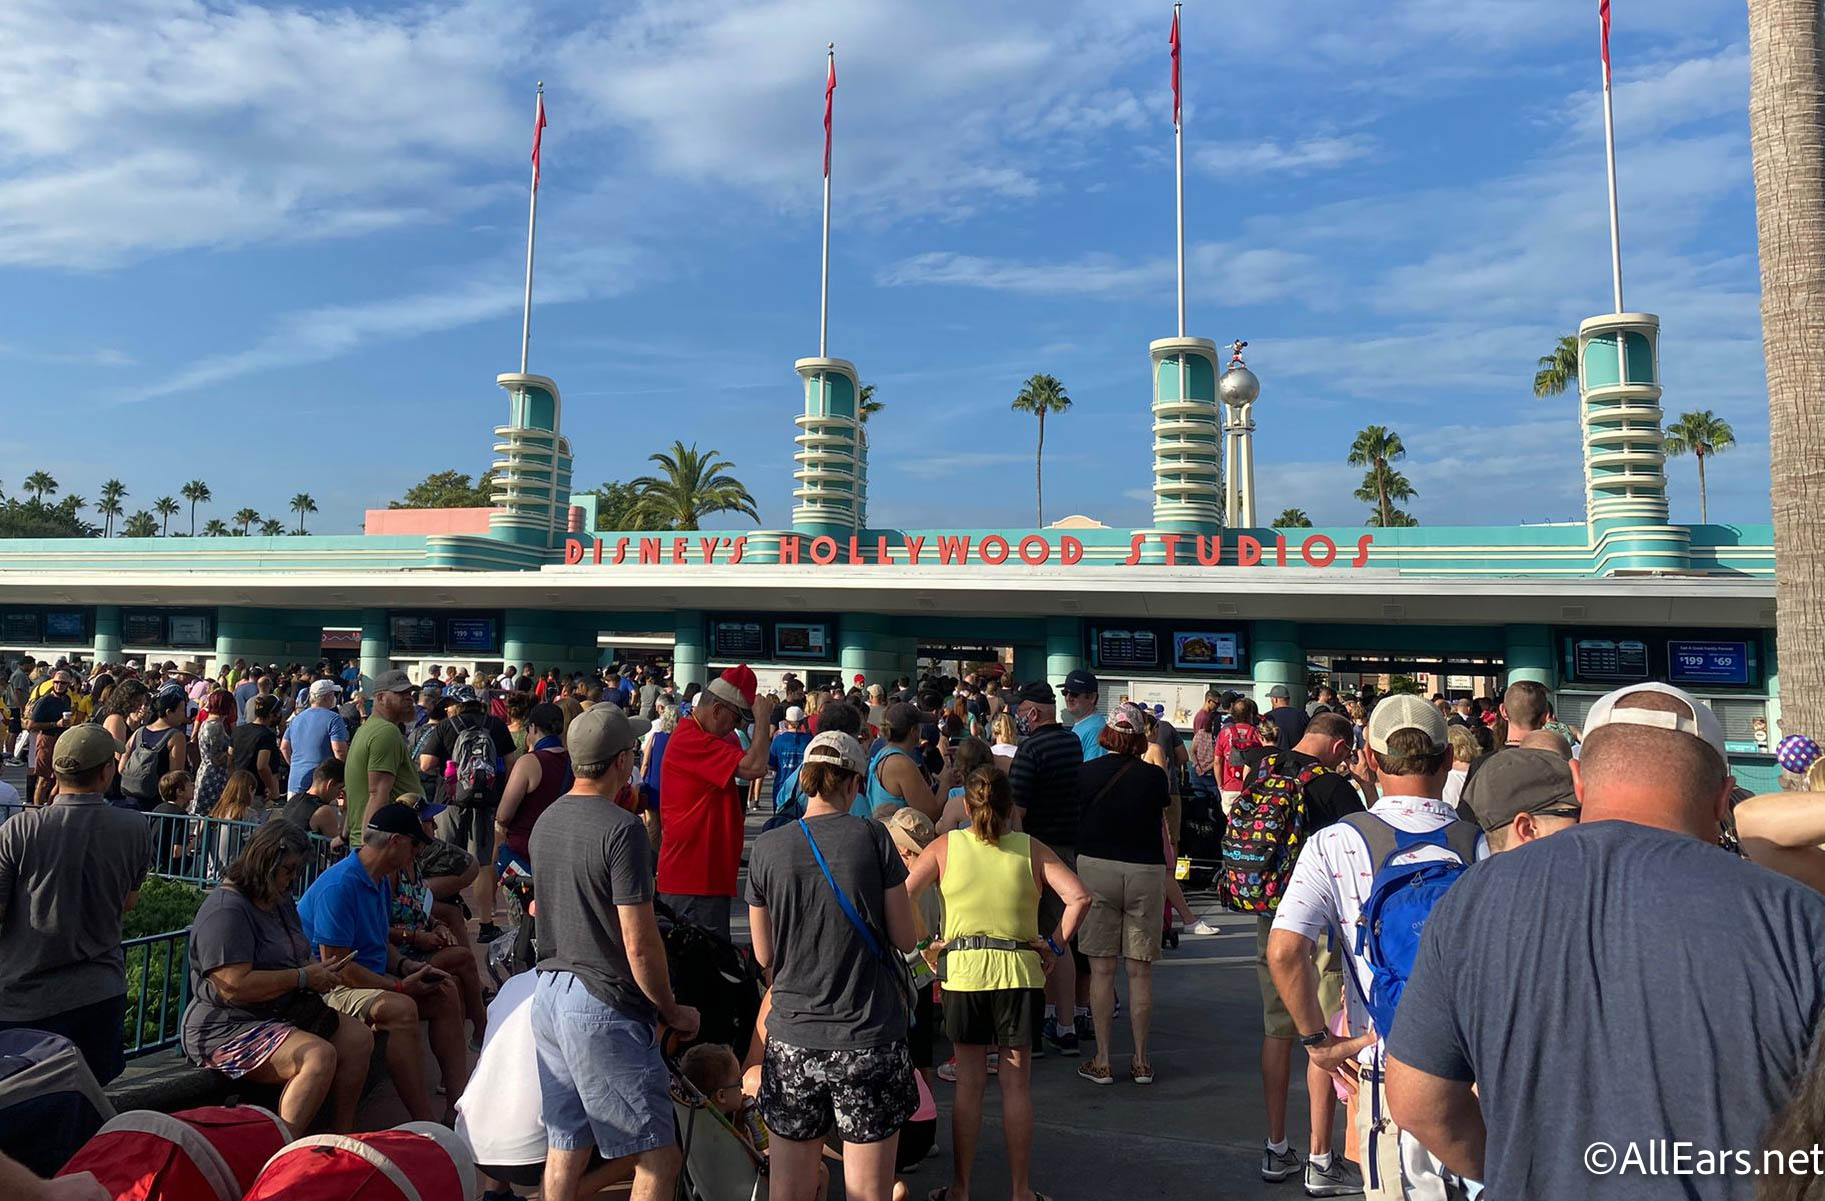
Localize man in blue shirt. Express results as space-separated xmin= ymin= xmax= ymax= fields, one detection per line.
xmin=299 ymin=803 xmax=467 ymax=1123
xmin=282 ymin=679 xmax=351 ymax=794
xmin=766 ymin=706 xmax=813 ymax=813
xmin=1063 ymin=668 xmax=1107 ymax=761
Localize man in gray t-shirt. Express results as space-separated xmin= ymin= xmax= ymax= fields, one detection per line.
xmin=530 ymin=705 xmax=698 ymax=1201
xmin=0 ymin=725 xmax=151 ymax=1083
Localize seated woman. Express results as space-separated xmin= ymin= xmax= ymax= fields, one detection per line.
xmin=387 ymin=797 xmax=489 ymax=1046
xmin=181 ymin=821 xmax=373 ymax=1133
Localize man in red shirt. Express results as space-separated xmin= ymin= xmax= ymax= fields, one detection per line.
xmin=657 ymin=666 xmax=774 ymax=939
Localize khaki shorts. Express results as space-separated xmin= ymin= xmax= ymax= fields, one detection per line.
xmin=1255 ymin=917 xmax=1344 ymax=1040
xmin=1164 ymin=795 xmax=1183 ymax=854
xmin=1220 ymin=789 xmax=1245 ymax=817
xmin=1075 ymin=856 xmax=1168 ymax=962
xmin=323 ymin=985 xmax=390 ymax=1020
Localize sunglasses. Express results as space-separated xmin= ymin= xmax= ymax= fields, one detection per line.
xmin=1533 ymin=806 xmax=1582 ymax=821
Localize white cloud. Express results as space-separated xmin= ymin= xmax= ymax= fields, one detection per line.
xmin=0 ymin=0 xmax=527 ymax=268
xmin=877 ymin=242 xmax=1323 ymax=306
xmin=1202 ymin=135 xmax=1375 ymax=175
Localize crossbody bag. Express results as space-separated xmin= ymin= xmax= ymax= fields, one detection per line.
xmin=798 ymin=819 xmax=918 ymax=1020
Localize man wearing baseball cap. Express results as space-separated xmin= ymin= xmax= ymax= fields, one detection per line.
xmin=767 ymin=704 xmax=814 ymax=815
xmin=657 ymin=666 xmax=775 ymax=939
xmin=1269 ymin=693 xmax=1484 ymax=1198
xmin=532 ymin=703 xmax=699 ymax=1201
xmin=344 ymin=668 xmax=421 ymax=849
xmin=283 ymin=677 xmax=352 ymax=795
xmin=1458 ymin=747 xmax=1581 ymax=853
xmin=1387 ymin=682 xmax=1825 ymax=1200
xmin=1062 ymin=668 xmax=1107 ymax=763
xmin=0 ymin=723 xmax=152 ymax=1084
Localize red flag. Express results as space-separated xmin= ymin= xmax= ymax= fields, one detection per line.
xmin=531 ymin=92 xmax=548 ymax=191
xmin=823 ymin=54 xmax=837 ymax=178
xmin=1170 ymin=8 xmax=1182 ymax=126
xmin=1599 ymin=0 xmax=1611 ymax=85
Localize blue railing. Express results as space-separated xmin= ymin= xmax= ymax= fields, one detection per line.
xmin=122 ymin=927 xmax=191 ymax=1060
xmin=144 ymin=812 xmax=335 ymax=898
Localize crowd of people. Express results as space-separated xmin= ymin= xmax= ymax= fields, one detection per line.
xmin=7 ymin=646 xmax=1825 ymax=1201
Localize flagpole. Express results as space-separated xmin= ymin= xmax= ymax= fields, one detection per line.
xmin=1174 ymin=3 xmax=1185 ymax=339
xmin=1600 ymin=20 xmax=1623 ymax=313
xmin=521 ymin=82 xmax=543 ymax=374
xmin=821 ymin=44 xmax=834 ymax=359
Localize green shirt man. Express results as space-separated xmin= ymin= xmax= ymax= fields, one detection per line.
xmin=344 ymin=670 xmax=420 ymax=847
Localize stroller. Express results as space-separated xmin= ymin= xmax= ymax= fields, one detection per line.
xmin=655 ymin=901 xmax=766 ymax=1059
xmin=671 ymin=1058 xmax=768 ymax=1201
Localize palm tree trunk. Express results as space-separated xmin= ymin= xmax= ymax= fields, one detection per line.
xmin=1751 ymin=0 xmax=1825 ymax=739
xmin=1697 ymin=450 xmax=1709 ymax=524
xmin=161 ymin=515 xmax=169 ymax=537
xmin=189 ymin=503 xmax=196 ymax=537
xmin=1035 ymin=409 xmax=1046 ymax=527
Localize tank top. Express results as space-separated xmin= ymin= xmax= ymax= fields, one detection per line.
xmin=939 ymin=829 xmax=1043 ymax=992
xmin=505 ymin=746 xmax=571 ymax=860
xmin=857 ymin=745 xmax=917 ymax=817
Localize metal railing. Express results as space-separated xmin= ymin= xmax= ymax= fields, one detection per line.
xmin=143 ymin=812 xmax=336 ymax=897
xmin=122 ymin=927 xmax=191 ymax=1060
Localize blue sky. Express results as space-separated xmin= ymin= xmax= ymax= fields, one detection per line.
xmin=0 ymin=0 xmax=1763 ymax=535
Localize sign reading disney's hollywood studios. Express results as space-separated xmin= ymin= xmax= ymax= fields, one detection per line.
xmin=563 ymin=531 xmax=1377 ymax=569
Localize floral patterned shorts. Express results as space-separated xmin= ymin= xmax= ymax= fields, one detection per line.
xmin=758 ymin=1038 xmax=916 ymax=1145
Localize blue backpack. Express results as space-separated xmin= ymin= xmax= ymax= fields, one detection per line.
xmin=1339 ymin=813 xmax=1482 ymax=1037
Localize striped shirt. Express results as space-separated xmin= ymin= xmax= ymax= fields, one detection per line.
xmin=1008 ymin=722 xmax=1084 ymax=848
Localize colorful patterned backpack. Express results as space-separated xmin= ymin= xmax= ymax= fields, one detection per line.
xmin=1217 ymin=751 xmax=1329 ymax=914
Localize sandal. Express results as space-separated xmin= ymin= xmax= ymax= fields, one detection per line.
xmin=1076 ymin=1060 xmax=1114 ymax=1086
xmin=1132 ymin=1061 xmax=1154 ymax=1086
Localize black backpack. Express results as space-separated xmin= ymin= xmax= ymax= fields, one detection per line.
xmin=120 ymin=726 xmax=175 ymax=804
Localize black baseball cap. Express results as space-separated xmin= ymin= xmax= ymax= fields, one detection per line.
xmin=366 ymin=802 xmax=433 ymax=846
xmin=1062 ymin=669 xmax=1099 ymax=696
xmin=1007 ymin=679 xmax=1056 ymax=707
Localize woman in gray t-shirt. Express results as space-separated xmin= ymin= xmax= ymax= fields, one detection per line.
xmin=746 ymin=730 xmax=919 ymax=1201
xmin=181 ymin=822 xmax=372 ymax=1132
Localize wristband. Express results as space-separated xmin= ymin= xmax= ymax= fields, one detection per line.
xmin=297 ymin=967 xmax=308 ymax=991
xmin=1045 ymin=936 xmax=1064 ymax=957
xmin=1299 ymin=1030 xmax=1328 ymax=1047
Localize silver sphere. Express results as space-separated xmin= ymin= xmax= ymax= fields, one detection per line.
xmin=1219 ymin=365 xmax=1260 ymax=408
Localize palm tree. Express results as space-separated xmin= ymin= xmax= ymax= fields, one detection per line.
xmin=258 ymin=518 xmax=287 ymax=537
xmin=1533 ymin=335 xmax=1580 ymax=397
xmin=628 ymin=442 xmax=760 ymax=531
xmin=121 ymin=510 xmax=158 ymax=538
xmin=95 ymin=494 xmax=123 ymax=538
xmin=289 ymin=493 xmax=318 ymax=535
xmin=22 ymin=471 xmax=57 ymax=503
xmin=858 ymin=383 xmax=884 ymax=423
xmin=201 ymin=518 xmax=230 ymax=537
xmin=1010 ymin=374 xmax=1073 ymax=526
xmin=1751 ymin=0 xmax=1825 ymax=743
xmin=180 ymin=480 xmax=211 ymax=536
xmin=63 ymin=494 xmax=86 ymax=517
xmin=1663 ymin=410 xmax=1737 ymax=524
xmin=1347 ymin=425 xmax=1414 ymax=527
xmin=97 ymin=478 xmax=127 ymax=537
xmin=233 ymin=507 xmax=260 ymax=536
xmin=1271 ymin=508 xmax=1313 ymax=528
xmin=153 ymin=496 xmax=180 ymax=536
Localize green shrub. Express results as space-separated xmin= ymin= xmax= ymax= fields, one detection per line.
xmin=122 ymin=878 xmax=205 ymax=1051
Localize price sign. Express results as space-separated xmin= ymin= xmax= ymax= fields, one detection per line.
xmin=1667 ymin=640 xmax=1751 ymax=687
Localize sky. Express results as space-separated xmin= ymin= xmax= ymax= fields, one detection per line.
xmin=0 ymin=0 xmax=1766 ymax=535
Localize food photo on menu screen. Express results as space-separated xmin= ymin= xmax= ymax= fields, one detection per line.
xmin=1172 ymin=631 xmax=1240 ymax=671
xmin=774 ymin=621 xmax=829 ymax=660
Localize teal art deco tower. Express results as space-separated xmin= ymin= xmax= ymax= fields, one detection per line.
xmin=1577 ymin=313 xmax=1688 ymax=571
xmin=792 ymin=356 xmax=867 ymax=537
xmin=1149 ymin=338 xmax=1224 ymax=533
xmin=489 ymin=372 xmax=575 ymax=550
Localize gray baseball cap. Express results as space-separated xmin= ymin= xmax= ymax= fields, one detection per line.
xmin=371 ymin=668 xmax=414 ymax=694
xmin=567 ymin=705 xmax=651 ymax=766
xmin=1462 ymin=748 xmax=1581 ymax=832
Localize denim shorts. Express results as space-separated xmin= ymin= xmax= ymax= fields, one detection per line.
xmin=531 ymin=971 xmax=674 ymax=1158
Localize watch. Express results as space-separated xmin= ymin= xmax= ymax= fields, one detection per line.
xmin=1299 ymin=1030 xmax=1328 ymax=1047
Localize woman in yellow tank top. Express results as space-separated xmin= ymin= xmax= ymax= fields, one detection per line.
xmin=905 ymin=766 xmax=1089 ymax=1201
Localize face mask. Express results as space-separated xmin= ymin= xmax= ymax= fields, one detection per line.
xmin=1015 ymin=708 xmax=1034 ymax=737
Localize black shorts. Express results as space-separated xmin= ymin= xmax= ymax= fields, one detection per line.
xmin=941 ymin=987 xmax=1043 ymax=1049
xmin=907 ymin=986 xmax=937 ymax=1070
xmin=759 ymin=1039 xmax=916 ymax=1145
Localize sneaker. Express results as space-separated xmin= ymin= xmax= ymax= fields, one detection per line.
xmin=1303 ymin=1156 xmax=1364 ymax=1197
xmin=936 ymin=1053 xmax=998 ymax=1083
xmin=477 ymin=922 xmax=505 ymax=943
xmin=1074 ymin=1012 xmax=1094 ymax=1042
xmin=1048 ymin=1027 xmax=1080 ymax=1057
xmin=1190 ymin=918 xmax=1223 ymax=936
xmin=1076 ymin=1060 xmax=1114 ymax=1085
xmin=1262 ymin=1144 xmax=1302 ymax=1183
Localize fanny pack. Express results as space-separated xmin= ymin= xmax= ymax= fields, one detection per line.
xmin=935 ymin=934 xmax=1035 ymax=982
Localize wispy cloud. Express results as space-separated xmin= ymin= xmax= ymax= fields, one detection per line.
xmin=1202 ymin=135 xmax=1375 ymax=175
xmin=877 ymin=243 xmax=1323 ymax=306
